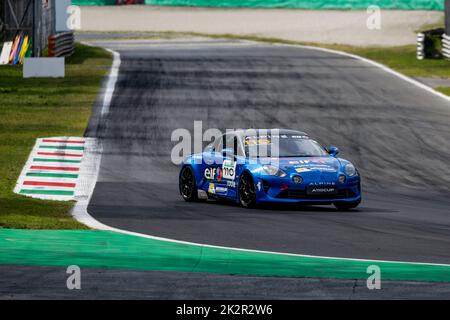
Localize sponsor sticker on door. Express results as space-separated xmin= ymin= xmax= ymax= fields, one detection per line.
xmin=222 ymin=160 xmax=236 ymax=180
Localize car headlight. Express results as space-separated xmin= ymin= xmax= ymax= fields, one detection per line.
xmin=262 ymin=165 xmax=287 ymax=177
xmin=292 ymin=175 xmax=303 ymax=184
xmin=344 ymin=163 xmax=357 ymax=177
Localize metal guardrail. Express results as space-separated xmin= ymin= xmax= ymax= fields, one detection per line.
xmin=48 ymin=31 xmax=74 ymax=57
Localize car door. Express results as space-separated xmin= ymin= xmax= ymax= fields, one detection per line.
xmin=218 ymin=134 xmax=244 ymax=199
xmin=203 ymin=135 xmax=224 ymax=195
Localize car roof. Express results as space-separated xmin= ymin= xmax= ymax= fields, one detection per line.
xmin=229 ymin=129 xmax=309 ymax=138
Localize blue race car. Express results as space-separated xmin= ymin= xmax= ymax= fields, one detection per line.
xmin=179 ymin=129 xmax=361 ymax=210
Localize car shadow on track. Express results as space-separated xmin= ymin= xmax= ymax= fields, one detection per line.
xmin=207 ymin=198 xmax=351 ymax=213
xmin=203 ymin=198 xmax=398 ymax=214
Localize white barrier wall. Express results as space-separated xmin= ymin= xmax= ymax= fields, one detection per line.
xmin=23 ymin=58 xmax=65 ymax=78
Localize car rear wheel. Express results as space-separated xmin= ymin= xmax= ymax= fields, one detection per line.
xmin=334 ymin=201 xmax=360 ymax=210
xmin=239 ymin=173 xmax=256 ymax=208
xmin=179 ymin=166 xmax=198 ymax=202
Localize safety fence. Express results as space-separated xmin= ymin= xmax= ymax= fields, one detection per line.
xmin=72 ymin=0 xmax=444 ymax=10
xmin=1 ymin=0 xmax=55 ymax=58
xmin=0 ymin=1 xmax=4 ymax=42
xmin=0 ymin=0 xmax=75 ymax=64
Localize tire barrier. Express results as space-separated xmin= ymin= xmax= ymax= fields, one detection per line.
xmin=48 ymin=31 xmax=74 ymax=57
xmin=442 ymin=33 xmax=450 ymax=59
xmin=417 ymin=33 xmax=425 ymax=60
xmin=416 ymin=28 xmax=444 ymax=60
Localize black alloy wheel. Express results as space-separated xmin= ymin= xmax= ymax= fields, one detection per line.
xmin=179 ymin=166 xmax=198 ymax=202
xmin=239 ymin=173 xmax=256 ymax=208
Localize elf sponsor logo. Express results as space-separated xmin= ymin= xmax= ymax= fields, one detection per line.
xmin=204 ymin=167 xmax=222 ymax=181
xmin=222 ymin=160 xmax=236 ymax=180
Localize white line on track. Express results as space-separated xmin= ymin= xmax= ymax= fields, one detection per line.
xmin=101 ymin=49 xmax=121 ymax=117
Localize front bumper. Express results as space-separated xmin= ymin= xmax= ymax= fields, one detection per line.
xmin=254 ymin=176 xmax=361 ymax=204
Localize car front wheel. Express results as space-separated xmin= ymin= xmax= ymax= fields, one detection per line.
xmin=239 ymin=173 xmax=256 ymax=208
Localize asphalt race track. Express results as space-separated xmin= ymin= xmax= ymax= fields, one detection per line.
xmin=2 ymin=265 xmax=450 ymax=299
xmin=86 ymin=39 xmax=450 ymax=265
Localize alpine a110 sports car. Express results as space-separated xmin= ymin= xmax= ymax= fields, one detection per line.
xmin=179 ymin=129 xmax=361 ymax=210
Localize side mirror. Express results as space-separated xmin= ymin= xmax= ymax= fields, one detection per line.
xmin=222 ymin=148 xmax=236 ymax=159
xmin=328 ymin=146 xmax=339 ymax=157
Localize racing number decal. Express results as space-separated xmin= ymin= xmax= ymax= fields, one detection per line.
xmin=222 ymin=160 xmax=236 ymax=181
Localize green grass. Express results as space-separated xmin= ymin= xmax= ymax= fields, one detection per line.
xmin=320 ymin=44 xmax=450 ymax=78
xmin=0 ymin=43 xmax=112 ymax=229
xmin=435 ymin=87 xmax=450 ymax=95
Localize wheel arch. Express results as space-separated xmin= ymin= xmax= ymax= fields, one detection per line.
xmin=237 ymin=168 xmax=256 ymax=186
xmin=237 ymin=169 xmax=258 ymax=207
xmin=180 ymin=163 xmax=203 ymax=190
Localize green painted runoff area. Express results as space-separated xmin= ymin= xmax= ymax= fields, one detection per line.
xmin=0 ymin=229 xmax=449 ymax=282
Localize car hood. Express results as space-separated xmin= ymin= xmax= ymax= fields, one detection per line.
xmin=271 ymin=157 xmax=341 ymax=173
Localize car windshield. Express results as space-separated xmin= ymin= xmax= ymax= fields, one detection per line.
xmin=244 ymin=134 xmax=328 ymax=158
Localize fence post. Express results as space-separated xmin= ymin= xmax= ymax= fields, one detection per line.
xmin=32 ymin=0 xmax=37 ymax=57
